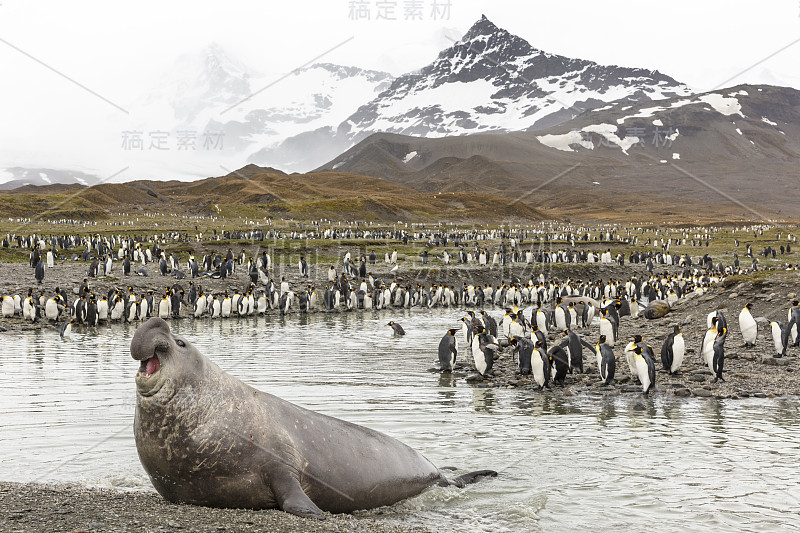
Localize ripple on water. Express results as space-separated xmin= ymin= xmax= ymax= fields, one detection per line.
xmin=1 ymin=309 xmax=800 ymax=532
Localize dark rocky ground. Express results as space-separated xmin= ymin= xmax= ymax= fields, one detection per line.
xmin=0 ymin=482 xmax=429 ymax=533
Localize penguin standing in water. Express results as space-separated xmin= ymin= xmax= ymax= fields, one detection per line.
xmin=547 ymin=344 xmax=570 ymax=387
xmin=471 ymin=328 xmax=498 ymax=376
xmin=738 ymin=303 xmax=758 ymax=347
xmin=770 ymin=321 xmax=789 ymax=359
xmin=660 ymin=325 xmax=685 ymax=375
xmin=387 ymin=321 xmax=405 ymax=336
xmin=633 ymin=346 xmax=656 ymax=395
xmin=60 ymin=318 xmax=76 ymax=339
xmin=459 ymin=317 xmax=474 ymax=353
xmin=438 ymin=328 xmax=458 ymax=372
xmin=595 ymin=335 xmax=616 ymax=385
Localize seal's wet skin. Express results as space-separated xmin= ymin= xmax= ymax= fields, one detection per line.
xmin=131 ymin=317 xmax=495 ymax=518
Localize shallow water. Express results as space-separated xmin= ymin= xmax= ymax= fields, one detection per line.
xmin=1 ymin=309 xmax=799 ymax=532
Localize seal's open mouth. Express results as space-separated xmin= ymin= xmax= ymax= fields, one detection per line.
xmin=138 ymin=355 xmax=161 ymax=378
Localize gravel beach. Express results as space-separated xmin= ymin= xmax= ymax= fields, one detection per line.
xmin=0 ymin=482 xmax=429 ymax=533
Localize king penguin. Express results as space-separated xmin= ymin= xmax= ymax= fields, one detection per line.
xmin=770 ymin=321 xmax=789 ymax=359
xmin=633 ymin=346 xmax=656 ymax=395
xmin=438 ymin=328 xmax=458 ymax=372
xmin=660 ymin=325 xmax=685 ymax=375
xmin=738 ymin=303 xmax=758 ymax=347
xmin=595 ymin=335 xmax=616 ymax=385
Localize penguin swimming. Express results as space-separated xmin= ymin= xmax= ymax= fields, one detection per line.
xmin=660 ymin=325 xmax=685 ymax=375
xmin=387 ymin=321 xmax=405 ymax=336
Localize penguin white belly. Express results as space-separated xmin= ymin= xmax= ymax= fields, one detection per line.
xmin=595 ymin=348 xmax=605 ymax=380
xmin=471 ymin=337 xmax=486 ymax=375
xmin=531 ymin=352 xmax=545 ymax=387
xmin=706 ymin=311 xmax=716 ymax=329
xmin=509 ymin=321 xmax=523 ymax=339
xmin=701 ymin=329 xmax=716 ymax=370
xmin=555 ymin=309 xmax=566 ymax=331
xmin=635 ymin=357 xmax=651 ymax=392
xmin=671 ymin=334 xmax=685 ymax=373
xmin=45 ymin=299 xmax=59 ymax=320
xmin=600 ymin=319 xmax=614 ymax=347
xmin=771 ymin=323 xmax=783 ymax=354
xmin=738 ymin=310 xmax=757 ymax=345
xmin=159 ymin=299 xmax=171 ymax=319
xmin=624 ymin=343 xmax=639 ymax=381
xmin=502 ymin=318 xmax=511 ymax=339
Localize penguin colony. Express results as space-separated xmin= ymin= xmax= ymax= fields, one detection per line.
xmin=2 ymin=225 xmax=798 ymax=382
xmin=436 ymin=298 xmax=800 ymax=395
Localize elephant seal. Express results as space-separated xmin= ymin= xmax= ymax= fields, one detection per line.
xmin=643 ymin=300 xmax=671 ymax=320
xmin=132 ymin=318 xmax=495 ymax=518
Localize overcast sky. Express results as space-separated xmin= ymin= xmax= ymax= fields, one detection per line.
xmin=1 ymin=0 xmax=798 ymax=180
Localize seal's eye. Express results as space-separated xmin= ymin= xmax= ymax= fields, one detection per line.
xmin=176 ymin=339 xmax=186 ymax=347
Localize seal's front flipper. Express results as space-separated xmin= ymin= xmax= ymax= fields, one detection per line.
xmin=268 ymin=469 xmax=325 ymax=519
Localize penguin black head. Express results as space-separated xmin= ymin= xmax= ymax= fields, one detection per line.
xmin=447 ymin=328 xmax=458 ymax=335
xmin=745 ymin=302 xmax=753 ymax=310
xmin=673 ymin=325 xmax=681 ymax=333
xmin=598 ymin=335 xmax=607 ymax=344
xmin=633 ymin=346 xmax=642 ymax=355
xmin=633 ymin=335 xmax=643 ymax=343
xmin=508 ymin=337 xmax=517 ymax=346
